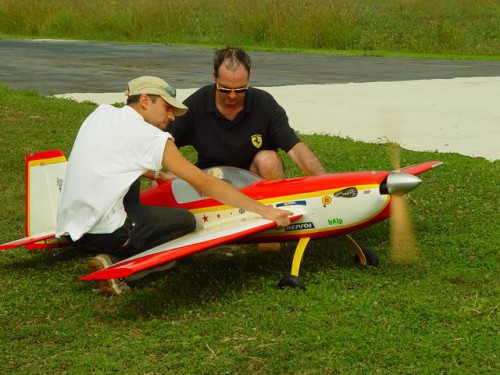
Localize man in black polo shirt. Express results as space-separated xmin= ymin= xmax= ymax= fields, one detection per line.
xmin=168 ymin=47 xmax=326 ymax=180
xmin=168 ymin=47 xmax=326 ymax=251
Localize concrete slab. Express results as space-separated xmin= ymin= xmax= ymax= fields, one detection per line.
xmin=55 ymin=76 xmax=500 ymax=161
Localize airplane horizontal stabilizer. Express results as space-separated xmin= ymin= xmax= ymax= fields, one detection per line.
xmin=0 ymin=232 xmax=56 ymax=251
xmin=80 ymin=211 xmax=303 ymax=281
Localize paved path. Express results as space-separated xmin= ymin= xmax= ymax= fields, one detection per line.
xmin=1 ymin=39 xmax=499 ymax=160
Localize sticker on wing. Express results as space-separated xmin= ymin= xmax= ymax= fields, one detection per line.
xmin=80 ymin=210 xmax=303 ymax=281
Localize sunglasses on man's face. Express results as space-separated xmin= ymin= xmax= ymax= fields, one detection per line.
xmin=216 ymin=82 xmax=249 ymax=94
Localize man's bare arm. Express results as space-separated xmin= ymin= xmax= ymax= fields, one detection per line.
xmin=287 ymin=142 xmax=327 ymax=176
xmin=162 ymin=139 xmax=293 ymax=226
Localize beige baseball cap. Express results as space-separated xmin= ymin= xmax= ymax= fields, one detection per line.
xmin=125 ymin=76 xmax=188 ymax=116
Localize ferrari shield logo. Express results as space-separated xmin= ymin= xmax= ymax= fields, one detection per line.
xmin=251 ymin=134 xmax=263 ymax=149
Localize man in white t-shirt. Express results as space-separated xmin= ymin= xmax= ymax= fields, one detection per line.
xmin=56 ymin=76 xmax=292 ymax=296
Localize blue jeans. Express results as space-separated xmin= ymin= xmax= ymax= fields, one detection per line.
xmin=69 ymin=179 xmax=196 ymax=262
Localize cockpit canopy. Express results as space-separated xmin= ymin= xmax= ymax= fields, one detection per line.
xmin=171 ymin=166 xmax=263 ymax=204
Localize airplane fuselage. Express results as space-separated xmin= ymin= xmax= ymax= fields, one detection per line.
xmin=140 ymin=171 xmax=393 ymax=243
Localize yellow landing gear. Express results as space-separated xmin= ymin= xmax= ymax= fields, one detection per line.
xmin=278 ymin=237 xmax=310 ymax=290
xmin=278 ymin=235 xmax=379 ymax=290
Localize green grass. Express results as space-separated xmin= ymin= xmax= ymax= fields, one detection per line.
xmin=0 ymin=85 xmax=498 ymax=373
xmin=1 ymin=2 xmax=498 ymax=371
xmin=0 ymin=0 xmax=499 ymax=59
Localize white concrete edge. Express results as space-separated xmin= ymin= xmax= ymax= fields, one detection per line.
xmin=53 ymin=76 xmax=500 ymax=161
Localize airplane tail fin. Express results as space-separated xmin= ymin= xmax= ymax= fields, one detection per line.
xmin=25 ymin=150 xmax=68 ymax=249
xmin=0 ymin=150 xmax=67 ymax=250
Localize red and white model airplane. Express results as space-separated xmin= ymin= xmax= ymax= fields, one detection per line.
xmin=0 ymin=150 xmax=443 ymax=289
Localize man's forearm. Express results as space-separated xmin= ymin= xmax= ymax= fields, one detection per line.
xmin=289 ymin=142 xmax=327 ymax=176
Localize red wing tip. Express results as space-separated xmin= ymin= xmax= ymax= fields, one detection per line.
xmin=78 ymin=275 xmax=94 ymax=281
xmin=289 ymin=212 xmax=304 ymax=220
xmin=79 ymin=267 xmax=134 ymax=281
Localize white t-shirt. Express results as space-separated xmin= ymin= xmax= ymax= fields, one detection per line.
xmin=56 ymin=104 xmax=172 ymax=241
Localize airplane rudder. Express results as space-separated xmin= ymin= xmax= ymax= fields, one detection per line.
xmin=24 ymin=150 xmax=67 ymax=238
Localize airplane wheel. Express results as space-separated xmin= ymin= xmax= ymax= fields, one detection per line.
xmin=356 ymin=248 xmax=379 ymax=266
xmin=278 ymin=275 xmax=306 ymax=290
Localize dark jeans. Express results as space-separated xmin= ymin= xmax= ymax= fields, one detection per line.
xmin=68 ymin=179 xmax=196 ymax=263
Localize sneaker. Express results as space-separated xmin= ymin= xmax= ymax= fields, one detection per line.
xmin=125 ymin=261 xmax=177 ymax=281
xmin=87 ymin=254 xmax=130 ymax=296
xmin=257 ymin=242 xmax=281 ymax=252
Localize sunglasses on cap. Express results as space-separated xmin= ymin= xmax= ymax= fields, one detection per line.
xmin=216 ymin=82 xmax=249 ymax=94
xmin=165 ymin=83 xmax=177 ymax=97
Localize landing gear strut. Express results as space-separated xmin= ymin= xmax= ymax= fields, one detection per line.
xmin=344 ymin=234 xmax=379 ymax=266
xmin=278 ymin=235 xmax=379 ymax=290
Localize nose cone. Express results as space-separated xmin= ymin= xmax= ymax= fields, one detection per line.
xmin=382 ymin=172 xmax=422 ymax=196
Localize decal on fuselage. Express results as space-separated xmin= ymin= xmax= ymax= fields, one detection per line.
xmin=321 ymin=196 xmax=332 ymax=207
xmin=328 ymin=218 xmax=344 ymax=225
xmin=334 ymin=187 xmax=358 ymax=198
xmin=276 ymin=200 xmax=307 ymax=207
xmin=57 ymin=177 xmax=64 ymax=192
xmin=285 ymin=222 xmax=315 ymax=232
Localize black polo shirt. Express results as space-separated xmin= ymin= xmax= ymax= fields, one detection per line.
xmin=168 ymin=84 xmax=300 ymax=170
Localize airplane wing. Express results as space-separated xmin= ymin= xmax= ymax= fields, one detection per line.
xmin=0 ymin=231 xmax=56 ymax=250
xmin=80 ymin=210 xmax=304 ymax=281
xmin=398 ymin=161 xmax=443 ymax=176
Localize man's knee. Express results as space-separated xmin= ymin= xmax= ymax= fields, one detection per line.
xmin=183 ymin=210 xmax=197 ymax=233
xmin=167 ymin=207 xmax=196 ymax=234
xmin=250 ymin=150 xmax=284 ymax=180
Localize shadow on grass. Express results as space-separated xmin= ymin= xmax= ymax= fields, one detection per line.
xmin=112 ymin=232 xmax=387 ymax=316
xmin=0 ymin=227 xmax=391 ymax=320
xmin=2 ymin=246 xmax=85 ymax=270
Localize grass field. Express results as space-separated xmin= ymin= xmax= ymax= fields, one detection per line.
xmin=0 ymin=85 xmax=498 ymax=373
xmin=0 ymin=0 xmax=499 ymax=372
xmin=0 ymin=0 xmax=499 ymax=58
